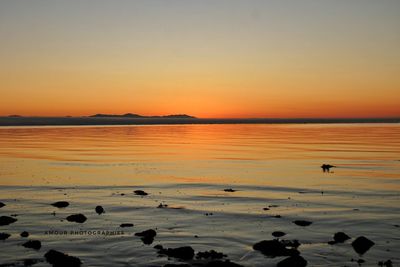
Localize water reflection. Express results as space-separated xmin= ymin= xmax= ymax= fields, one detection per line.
xmin=0 ymin=124 xmax=399 ymax=191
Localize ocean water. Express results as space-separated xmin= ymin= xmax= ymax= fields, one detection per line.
xmin=0 ymin=124 xmax=399 ymax=266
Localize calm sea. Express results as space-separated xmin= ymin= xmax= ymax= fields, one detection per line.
xmin=0 ymin=124 xmax=399 ymax=266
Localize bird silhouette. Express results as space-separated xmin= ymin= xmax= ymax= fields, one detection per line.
xmin=321 ymin=164 xmax=336 ymax=172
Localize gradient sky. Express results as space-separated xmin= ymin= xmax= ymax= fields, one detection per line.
xmin=0 ymin=0 xmax=399 ymax=118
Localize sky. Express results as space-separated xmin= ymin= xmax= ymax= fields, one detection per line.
xmin=0 ymin=0 xmax=399 ymax=118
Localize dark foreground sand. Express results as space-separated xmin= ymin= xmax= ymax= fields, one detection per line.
xmin=0 ymin=183 xmax=398 ymax=267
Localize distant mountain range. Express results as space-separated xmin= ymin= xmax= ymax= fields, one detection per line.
xmin=89 ymin=113 xmax=196 ymax=119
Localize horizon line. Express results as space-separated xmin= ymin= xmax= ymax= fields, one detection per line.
xmin=1 ymin=115 xmax=400 ymax=120
xmin=0 ymin=116 xmax=399 ymax=127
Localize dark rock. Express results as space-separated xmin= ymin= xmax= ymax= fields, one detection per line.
xmin=0 ymin=232 xmax=11 ymax=240
xmin=328 ymin=232 xmax=350 ymax=244
xmin=334 ymin=232 xmax=350 ymax=243
xmin=164 ymin=264 xmax=190 ymax=267
xmin=263 ymin=207 xmax=270 ymax=211
xmin=378 ymin=260 xmax=393 ymax=267
xmin=272 ymin=231 xmax=286 ymax=238
xmin=224 ymin=189 xmax=236 ymax=192
xmin=293 ymin=220 xmax=312 ymax=227
xmin=22 ymin=240 xmax=41 ymax=250
xmin=155 ymin=245 xmax=195 ymax=260
xmin=253 ymin=239 xmax=299 ymax=257
xmin=135 ymin=229 xmax=156 ymax=245
xmin=120 ymin=223 xmax=134 ymax=228
xmin=274 ymin=215 xmax=282 ymax=218
xmin=280 ymin=240 xmax=300 ymax=249
xmin=23 ymin=259 xmax=39 ymax=266
xmin=196 ymin=250 xmax=226 ymax=260
xmin=134 ymin=190 xmax=148 ymax=196
xmin=277 ymin=255 xmax=308 ymax=267
xmin=158 ymin=203 xmax=168 ymax=208
xmin=352 ymin=236 xmax=374 ymax=255
xmin=0 ymin=216 xmax=17 ymax=226
xmin=206 ymin=260 xmax=244 ymax=267
xmin=44 ymin=249 xmax=82 ymax=267
xmin=66 ymin=214 xmax=87 ymax=223
xmin=135 ymin=229 xmax=156 ymax=237
xmin=20 ymin=231 xmax=29 ymax=238
xmin=95 ymin=206 xmax=105 ymax=215
xmin=51 ymin=201 xmax=69 ymax=208
xmin=0 ymin=262 xmax=16 ymax=266
xmin=0 ymin=202 xmax=5 ymax=208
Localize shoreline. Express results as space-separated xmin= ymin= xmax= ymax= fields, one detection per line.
xmin=0 ymin=117 xmax=399 ymax=126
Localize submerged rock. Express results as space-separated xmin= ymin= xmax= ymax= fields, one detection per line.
xmin=196 ymin=250 xmax=226 ymax=260
xmin=0 ymin=232 xmax=11 ymax=240
xmin=22 ymin=240 xmax=42 ymax=250
xmin=135 ymin=229 xmax=156 ymax=245
xmin=253 ymin=239 xmax=299 ymax=257
xmin=351 ymin=236 xmax=375 ymax=255
xmin=223 ymin=189 xmax=236 ymax=192
xmin=134 ymin=190 xmax=148 ymax=196
xmin=378 ymin=260 xmax=393 ymax=267
xmin=205 ymin=260 xmax=244 ymax=267
xmin=20 ymin=231 xmax=29 ymax=238
xmin=293 ymin=220 xmax=312 ymax=227
xmin=120 ymin=223 xmax=134 ymax=228
xmin=66 ymin=214 xmax=87 ymax=223
xmin=95 ymin=206 xmax=105 ymax=215
xmin=23 ymin=259 xmax=39 ymax=266
xmin=51 ymin=201 xmax=69 ymax=208
xmin=0 ymin=202 xmax=5 ymax=208
xmin=328 ymin=232 xmax=350 ymax=244
xmin=44 ymin=249 xmax=82 ymax=267
xmin=155 ymin=245 xmax=195 ymax=260
xmin=277 ymin=255 xmax=308 ymax=267
xmin=356 ymin=259 xmax=365 ymax=264
xmin=272 ymin=231 xmax=286 ymax=238
xmin=0 ymin=216 xmax=17 ymax=226
xmin=280 ymin=240 xmax=300 ymax=249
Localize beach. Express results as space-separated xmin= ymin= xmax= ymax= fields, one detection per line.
xmin=0 ymin=124 xmax=399 ymax=266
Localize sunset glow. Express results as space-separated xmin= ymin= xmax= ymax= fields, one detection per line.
xmin=1 ymin=1 xmax=399 ymax=118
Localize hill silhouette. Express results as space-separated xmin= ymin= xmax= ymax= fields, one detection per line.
xmin=90 ymin=113 xmax=196 ymax=119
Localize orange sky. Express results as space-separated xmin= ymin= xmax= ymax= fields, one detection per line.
xmin=0 ymin=1 xmax=399 ymax=118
